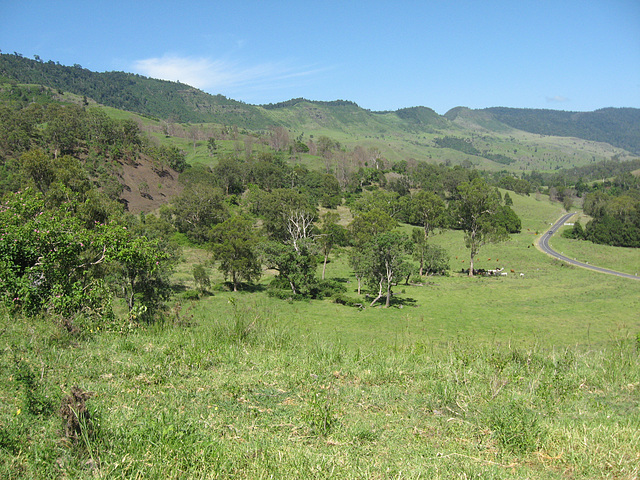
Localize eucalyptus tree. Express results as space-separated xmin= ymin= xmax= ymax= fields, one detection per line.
xmin=363 ymin=231 xmax=411 ymax=307
xmin=450 ymin=178 xmax=509 ymax=276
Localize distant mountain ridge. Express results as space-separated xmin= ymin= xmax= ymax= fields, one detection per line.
xmin=479 ymin=107 xmax=640 ymax=155
xmin=1 ymin=53 xmax=639 ymax=154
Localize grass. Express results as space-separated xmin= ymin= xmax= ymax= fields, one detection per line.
xmin=1 ymin=193 xmax=639 ymax=478
xmin=548 ymin=214 xmax=640 ymax=276
xmin=1 ymin=306 xmax=638 ymax=479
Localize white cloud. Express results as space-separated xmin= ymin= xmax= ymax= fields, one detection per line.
xmin=545 ymin=95 xmax=570 ymax=103
xmin=132 ymin=54 xmax=327 ymax=94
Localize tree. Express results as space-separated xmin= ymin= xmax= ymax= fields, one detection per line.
xmin=260 ymin=238 xmax=317 ymax=296
xmin=450 ymin=178 xmax=510 ymax=276
xmin=562 ymin=221 xmax=585 ymax=240
xmin=20 ymin=149 xmax=55 ymax=194
xmin=348 ymin=249 xmax=369 ymax=295
xmin=170 ymin=186 xmax=229 ymax=243
xmin=207 ymin=137 xmax=217 ymax=156
xmin=213 ymin=155 xmax=245 ymax=195
xmin=269 ymin=126 xmax=290 ymax=152
xmin=108 ymin=230 xmax=172 ymax=318
xmin=411 ymin=228 xmax=428 ymax=276
xmin=422 ymin=244 xmax=450 ymax=276
xmin=407 ymin=190 xmax=445 ymax=243
xmin=351 ymin=190 xmax=403 ymax=219
xmin=362 ymin=231 xmax=410 ymax=307
xmin=504 ymin=192 xmax=513 ymax=206
xmin=0 ymin=189 xmax=173 ymax=321
xmin=348 ymin=208 xmax=396 ymax=247
xmin=192 ymin=264 xmax=211 ymax=293
xmin=495 ymin=205 xmax=522 ymax=234
xmin=209 ymin=215 xmax=261 ymax=291
xmin=250 ymin=188 xmax=316 ymax=243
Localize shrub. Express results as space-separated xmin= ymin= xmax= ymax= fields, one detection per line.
xmin=192 ymin=264 xmax=211 ymax=293
xmin=332 ymin=293 xmax=363 ymax=308
xmin=182 ymin=290 xmax=200 ymax=301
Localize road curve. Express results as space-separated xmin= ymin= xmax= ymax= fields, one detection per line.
xmin=537 ymin=212 xmax=640 ymax=280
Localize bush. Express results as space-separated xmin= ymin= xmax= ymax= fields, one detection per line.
xmin=310 ymin=279 xmax=347 ymax=299
xmin=182 ymin=290 xmax=200 ymax=301
xmin=332 ymin=293 xmax=363 ymax=308
xmin=562 ymin=220 xmax=585 ymax=240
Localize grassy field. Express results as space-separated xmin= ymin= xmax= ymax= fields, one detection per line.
xmin=1 ymin=193 xmax=639 ymax=478
xmin=548 ymin=213 xmax=640 ymax=276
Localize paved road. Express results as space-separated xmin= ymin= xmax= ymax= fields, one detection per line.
xmin=537 ymin=212 xmax=640 ymax=281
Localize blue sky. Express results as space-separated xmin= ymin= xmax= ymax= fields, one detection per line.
xmin=1 ymin=0 xmax=638 ymax=114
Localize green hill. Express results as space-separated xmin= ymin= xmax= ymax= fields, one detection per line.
xmin=1 ymin=53 xmax=639 ymax=172
xmin=478 ymin=106 xmax=640 ymax=155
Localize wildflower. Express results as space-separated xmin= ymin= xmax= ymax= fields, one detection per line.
xmin=16 ymin=409 xmax=21 ymax=415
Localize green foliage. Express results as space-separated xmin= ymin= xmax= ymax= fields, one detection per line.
xmin=146 ymin=144 xmax=188 ymax=173
xmin=14 ymin=358 xmax=55 ymax=416
xmin=422 ymin=243 xmax=450 ymax=276
xmin=192 ymin=264 xmax=210 ymax=293
xmin=302 ymin=385 xmax=337 ymax=436
xmin=209 ymin=215 xmax=261 ymax=291
xmin=485 ymin=106 xmax=640 ymax=155
xmin=181 ymin=289 xmax=200 ymax=301
xmin=261 ymin=239 xmax=318 ymax=297
xmin=562 ymin=220 xmax=586 ymax=240
xmin=0 ymin=188 xmax=174 ymax=322
xmin=406 ymin=190 xmax=446 ymax=236
xmin=434 ymin=136 xmax=481 ymax=156
xmin=348 ymin=208 xmax=396 ymax=246
xmin=503 ymin=191 xmax=513 ymax=205
xmin=499 ymin=176 xmax=531 ymax=196
xmin=495 ymin=205 xmax=522 ymax=233
xmin=0 ymin=53 xmax=275 ymax=127
xmin=168 ymin=185 xmax=229 ymax=243
xmin=450 ymin=178 xmax=513 ymax=275
xmin=486 ymin=401 xmax=546 ymax=454
xmin=361 ymin=230 xmax=411 ymax=307
xmin=249 ymin=188 xmax=316 ymax=242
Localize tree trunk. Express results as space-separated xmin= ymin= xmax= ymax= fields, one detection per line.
xmin=469 ymin=253 xmax=475 ymax=277
xmin=369 ymin=277 xmax=385 ymax=307
xmin=322 ymin=254 xmax=328 ymax=280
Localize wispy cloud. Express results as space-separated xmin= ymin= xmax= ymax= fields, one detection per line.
xmin=545 ymin=95 xmax=570 ymax=103
xmin=132 ymin=54 xmax=327 ymax=94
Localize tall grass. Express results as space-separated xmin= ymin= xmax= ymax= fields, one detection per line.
xmin=1 ymin=303 xmax=638 ymax=479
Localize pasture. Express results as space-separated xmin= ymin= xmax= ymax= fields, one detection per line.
xmin=1 ymin=192 xmax=639 ymax=478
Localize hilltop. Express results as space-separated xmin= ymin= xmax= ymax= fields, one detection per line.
xmin=1 ymin=53 xmax=639 ymax=173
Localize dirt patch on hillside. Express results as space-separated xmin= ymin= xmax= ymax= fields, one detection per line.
xmin=117 ymin=154 xmax=184 ymax=214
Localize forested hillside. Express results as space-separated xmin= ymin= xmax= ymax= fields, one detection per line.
xmin=2 ymin=53 xmax=639 ymax=160
xmin=0 ymin=53 xmax=272 ymax=127
xmin=479 ymin=106 xmax=640 ymax=155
